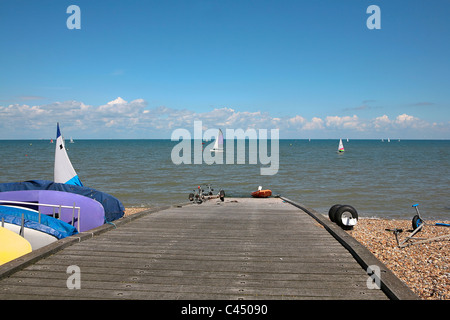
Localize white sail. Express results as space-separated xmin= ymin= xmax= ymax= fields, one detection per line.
xmin=210 ymin=129 xmax=224 ymax=152
xmin=54 ymin=123 xmax=83 ymax=186
xmin=338 ymin=139 xmax=345 ymax=153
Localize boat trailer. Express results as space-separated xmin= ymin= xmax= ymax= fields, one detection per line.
xmin=386 ymin=204 xmax=450 ymax=248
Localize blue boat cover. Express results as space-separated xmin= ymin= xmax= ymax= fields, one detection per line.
xmin=0 ymin=180 xmax=125 ymax=222
xmin=0 ymin=206 xmax=78 ymax=239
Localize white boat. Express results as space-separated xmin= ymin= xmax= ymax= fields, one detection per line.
xmin=70 ymin=137 xmax=74 ymax=143
xmin=210 ymin=129 xmax=224 ymax=152
xmin=337 ymin=139 xmax=345 ymax=153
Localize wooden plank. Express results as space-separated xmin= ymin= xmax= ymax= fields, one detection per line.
xmin=0 ymin=197 xmax=389 ymax=300
xmin=0 ymin=278 xmax=385 ymax=300
xmin=5 ymin=268 xmax=371 ymax=288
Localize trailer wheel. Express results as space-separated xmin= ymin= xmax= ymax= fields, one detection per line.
xmin=328 ymin=204 xmax=342 ymax=222
xmin=188 ymin=193 xmax=194 ymax=201
xmin=219 ymin=190 xmax=225 ymax=202
xmin=411 ymin=215 xmax=423 ymax=231
xmin=335 ymin=205 xmax=358 ymax=230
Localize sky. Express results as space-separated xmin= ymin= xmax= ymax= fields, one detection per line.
xmin=0 ymin=0 xmax=449 ymax=139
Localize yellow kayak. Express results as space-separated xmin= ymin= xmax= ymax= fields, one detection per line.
xmin=0 ymin=226 xmax=32 ymax=265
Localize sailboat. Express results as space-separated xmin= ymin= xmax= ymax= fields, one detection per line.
xmin=70 ymin=137 xmax=74 ymax=143
xmin=210 ymin=129 xmax=224 ymax=152
xmin=337 ymin=139 xmax=345 ymax=153
xmin=54 ymin=123 xmax=83 ymax=186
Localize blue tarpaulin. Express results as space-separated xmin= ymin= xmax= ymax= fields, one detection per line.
xmin=0 ymin=206 xmax=78 ymax=239
xmin=0 ymin=180 xmax=125 ymax=222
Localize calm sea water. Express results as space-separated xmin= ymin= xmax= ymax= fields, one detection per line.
xmin=0 ymin=139 xmax=449 ymax=219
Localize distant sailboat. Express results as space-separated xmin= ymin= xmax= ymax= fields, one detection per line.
xmin=210 ymin=129 xmax=224 ymax=152
xmin=54 ymin=123 xmax=83 ymax=186
xmin=337 ymin=139 xmax=345 ymax=153
xmin=70 ymin=137 xmax=74 ymax=143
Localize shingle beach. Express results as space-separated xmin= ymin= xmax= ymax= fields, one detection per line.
xmin=346 ymin=218 xmax=449 ymax=300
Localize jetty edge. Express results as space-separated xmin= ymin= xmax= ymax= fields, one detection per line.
xmin=280 ymin=196 xmax=419 ymax=300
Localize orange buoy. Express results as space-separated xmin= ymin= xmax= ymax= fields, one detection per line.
xmin=251 ymin=189 xmax=272 ymax=198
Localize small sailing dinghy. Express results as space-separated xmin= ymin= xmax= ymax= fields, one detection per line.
xmin=0 ymin=190 xmax=106 ymax=232
xmin=0 ymin=180 xmax=125 ymax=223
xmin=0 ymin=226 xmax=32 ymax=265
xmin=210 ymin=129 xmax=224 ymax=152
xmin=337 ymin=139 xmax=345 ymax=153
xmin=251 ymin=186 xmax=272 ymax=198
xmin=54 ymin=123 xmax=83 ymax=186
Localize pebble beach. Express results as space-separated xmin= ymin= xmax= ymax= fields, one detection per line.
xmin=346 ymin=218 xmax=450 ymax=300
xmin=124 ymin=207 xmax=150 ymax=217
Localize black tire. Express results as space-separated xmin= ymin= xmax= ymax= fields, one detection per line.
xmin=328 ymin=204 xmax=342 ymax=223
xmin=188 ymin=193 xmax=194 ymax=201
xmin=335 ymin=205 xmax=358 ymax=230
xmin=411 ymin=215 xmax=423 ymax=231
xmin=219 ymin=190 xmax=225 ymax=202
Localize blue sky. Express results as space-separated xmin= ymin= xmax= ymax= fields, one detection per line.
xmin=0 ymin=0 xmax=449 ymax=139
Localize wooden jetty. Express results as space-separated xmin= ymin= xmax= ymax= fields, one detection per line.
xmin=0 ymin=197 xmax=417 ymax=300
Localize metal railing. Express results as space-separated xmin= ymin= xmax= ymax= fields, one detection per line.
xmin=0 ymin=200 xmax=81 ymax=237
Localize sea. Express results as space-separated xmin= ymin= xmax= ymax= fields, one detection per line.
xmin=0 ymin=139 xmax=449 ymax=220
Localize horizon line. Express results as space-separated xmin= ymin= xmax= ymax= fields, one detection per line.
xmin=1 ymin=138 xmax=449 ymax=141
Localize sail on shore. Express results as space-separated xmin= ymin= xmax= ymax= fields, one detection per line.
xmin=210 ymin=129 xmax=224 ymax=152
xmin=54 ymin=123 xmax=83 ymax=186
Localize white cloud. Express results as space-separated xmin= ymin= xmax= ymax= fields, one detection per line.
xmin=303 ymin=117 xmax=324 ymax=130
xmin=371 ymin=114 xmax=430 ymax=132
xmin=0 ymin=98 xmax=448 ymax=139
xmin=325 ymin=115 xmax=361 ymax=130
xmin=98 ymin=97 xmax=146 ymax=116
xmin=373 ymin=114 xmax=391 ymax=129
xmin=288 ymin=115 xmax=306 ymax=127
xmin=394 ymin=113 xmax=427 ymax=129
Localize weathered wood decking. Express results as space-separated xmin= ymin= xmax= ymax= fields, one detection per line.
xmin=0 ymin=197 xmax=417 ymax=300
